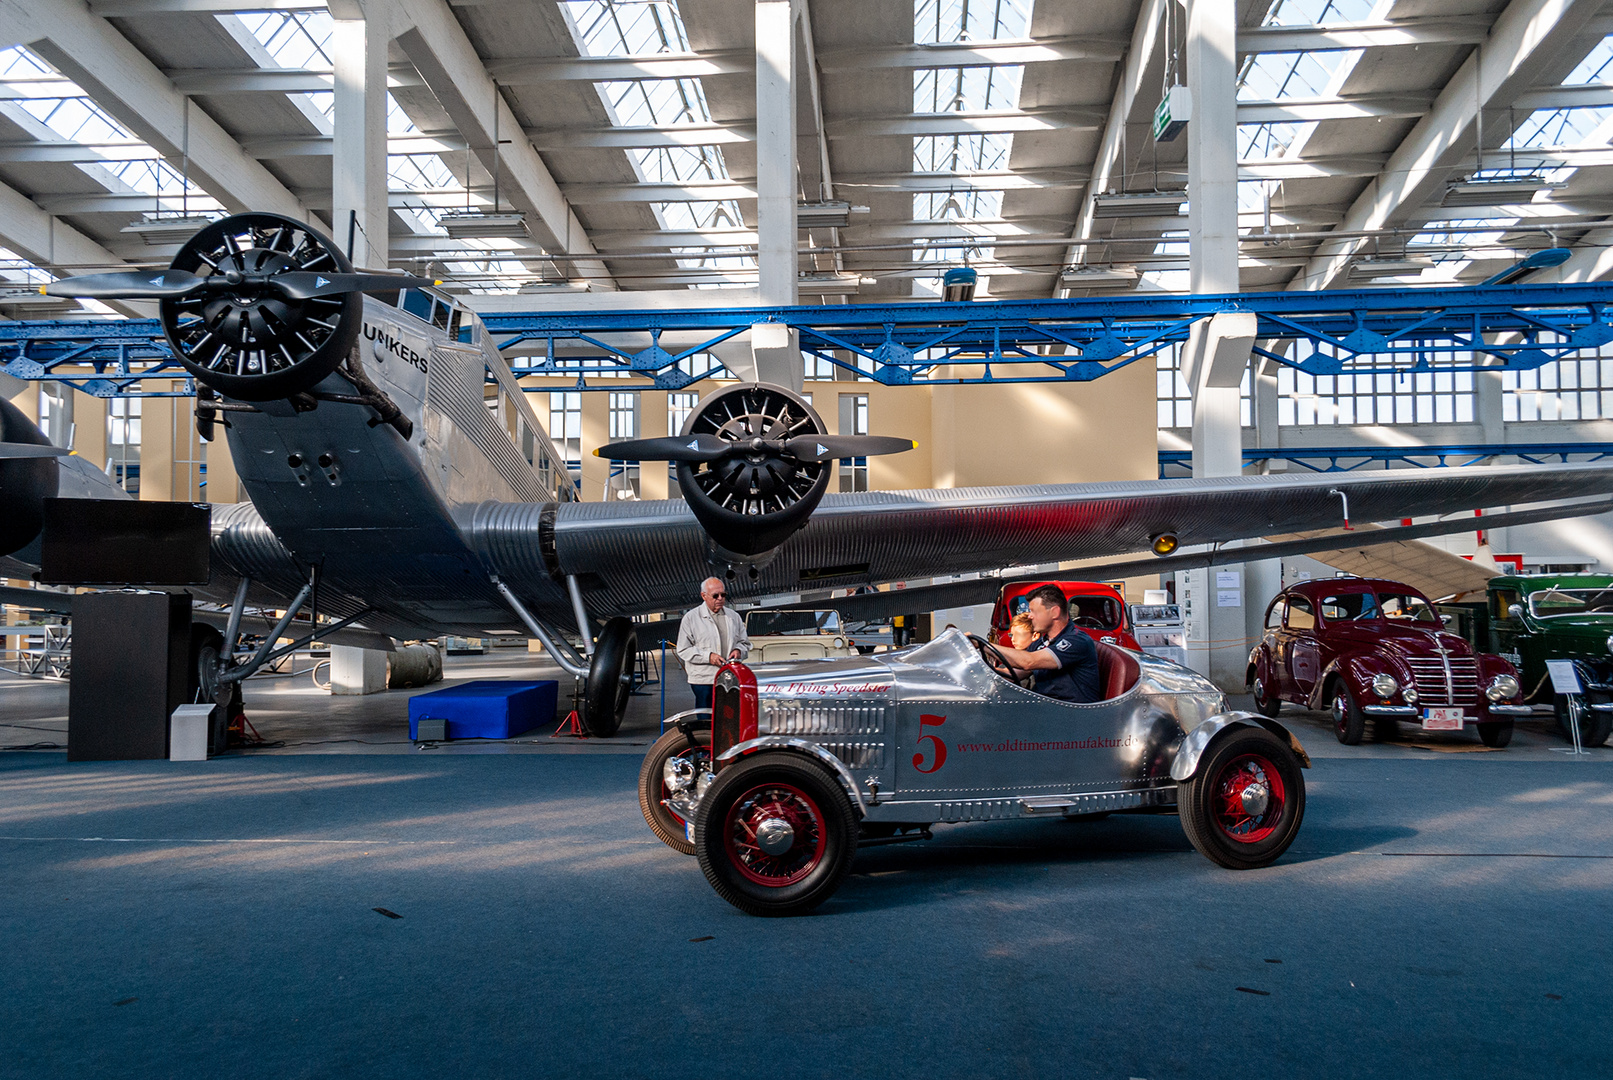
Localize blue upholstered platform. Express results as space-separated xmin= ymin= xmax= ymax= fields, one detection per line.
xmin=407 ymin=680 xmax=558 ymax=740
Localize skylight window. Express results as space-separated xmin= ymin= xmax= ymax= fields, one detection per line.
xmin=1562 ymin=35 xmax=1613 ymax=84
xmin=0 ymin=46 xmax=217 ymax=214
xmin=911 ymin=0 xmax=1035 ymax=288
xmin=562 ymin=0 xmax=752 ymax=286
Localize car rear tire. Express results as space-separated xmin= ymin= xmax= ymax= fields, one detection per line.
xmin=695 ymin=752 xmax=858 ymax=917
xmin=1477 ymin=720 xmax=1514 ymax=748
xmin=1553 ymin=694 xmax=1612 ymax=748
xmin=638 ymin=726 xmax=712 ymax=855
xmin=1331 ymin=683 xmax=1366 ymax=745
xmin=1251 ymin=675 xmax=1281 ymax=718
xmin=1178 ymin=727 xmax=1306 ymax=871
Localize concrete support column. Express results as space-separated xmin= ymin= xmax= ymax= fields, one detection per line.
xmin=1184 ymin=0 xmax=1252 ymax=690
xmin=751 ymin=0 xmax=803 ymax=391
xmin=330 ymin=644 xmax=388 ymax=695
xmin=331 ymin=0 xmax=390 ymax=267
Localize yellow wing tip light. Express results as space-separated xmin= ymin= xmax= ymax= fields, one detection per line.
xmin=1150 ymin=532 xmax=1180 ymax=557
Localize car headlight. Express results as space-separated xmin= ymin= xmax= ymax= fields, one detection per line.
xmin=1487 ymin=674 xmax=1520 ymax=702
xmin=1606 ymin=633 xmax=1613 ymax=655
xmin=1371 ymin=673 xmax=1399 ymax=698
xmin=832 ymin=637 xmax=845 ymax=649
xmin=1402 ymin=685 xmax=1419 ymax=705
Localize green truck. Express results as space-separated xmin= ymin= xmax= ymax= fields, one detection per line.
xmin=1440 ymin=574 xmax=1613 ymax=747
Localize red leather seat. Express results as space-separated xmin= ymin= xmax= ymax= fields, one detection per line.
xmin=1096 ymin=641 xmax=1140 ymax=700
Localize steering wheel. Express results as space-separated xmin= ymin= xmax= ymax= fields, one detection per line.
xmin=967 ymin=633 xmax=1019 ymax=677
xmin=1072 ymin=616 xmax=1106 ymax=630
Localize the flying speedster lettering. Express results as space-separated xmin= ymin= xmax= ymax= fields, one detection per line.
xmin=770 ymin=681 xmax=892 ymax=696
xmin=364 ymin=322 xmax=429 ymax=374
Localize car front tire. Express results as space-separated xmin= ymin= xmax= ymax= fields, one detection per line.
xmin=1477 ymin=720 xmax=1514 ymax=748
xmin=638 ymin=726 xmax=712 ymax=855
xmin=1178 ymin=727 xmax=1306 ymax=871
xmin=695 ymin=752 xmax=858 ymax=917
xmin=1251 ymin=673 xmax=1281 ymax=718
xmin=1331 ymin=683 xmax=1366 ymax=745
xmin=1553 ymin=694 xmax=1612 ymax=748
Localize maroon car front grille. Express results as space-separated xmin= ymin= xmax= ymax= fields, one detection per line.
xmin=1407 ymin=656 xmax=1479 ymax=706
xmin=712 ymin=675 xmax=742 ymax=759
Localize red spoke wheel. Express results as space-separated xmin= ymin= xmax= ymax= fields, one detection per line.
xmin=638 ymin=726 xmax=712 ymax=855
xmin=1178 ymin=726 xmax=1306 ymax=870
xmin=695 ymin=752 xmax=858 ymax=916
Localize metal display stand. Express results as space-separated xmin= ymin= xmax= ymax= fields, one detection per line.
xmin=1546 ymin=659 xmax=1591 ymax=757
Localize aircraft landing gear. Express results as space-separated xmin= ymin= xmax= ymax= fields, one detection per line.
xmin=584 ymin=617 xmax=638 ymax=738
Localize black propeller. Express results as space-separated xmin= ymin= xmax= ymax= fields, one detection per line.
xmin=600 ymin=432 xmax=915 ymax=463
xmin=44 ymin=268 xmax=436 ymax=302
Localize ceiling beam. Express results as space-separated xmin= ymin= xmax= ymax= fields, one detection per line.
xmin=392 ymin=0 xmax=612 ymax=288
xmin=165 ymin=65 xmax=424 ymax=94
xmin=0 ymin=180 xmax=152 ymax=318
xmin=1512 ymin=81 xmax=1613 ymax=109
xmin=526 ymin=122 xmax=754 ymax=151
xmin=487 ymin=51 xmax=753 ymax=84
xmin=1236 ymin=91 xmax=1437 ymax=124
xmin=1 ymin=1 xmax=309 ymax=219
xmin=1292 ymin=0 xmax=1606 ymax=292
xmin=562 ymin=180 xmax=758 ymax=203
xmin=1236 ymin=15 xmax=1493 ymax=52
xmin=90 ymin=1 xmax=325 ymax=13
xmin=815 ymin=36 xmax=1127 ymax=70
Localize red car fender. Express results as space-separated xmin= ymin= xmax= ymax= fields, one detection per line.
xmin=1308 ymin=652 xmax=1405 ymax=711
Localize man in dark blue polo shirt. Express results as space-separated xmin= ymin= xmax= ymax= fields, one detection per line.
xmin=989 ymin=584 xmax=1102 ymax=703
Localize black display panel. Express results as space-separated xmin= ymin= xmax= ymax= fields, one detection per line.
xmin=39 ymin=499 xmax=211 ymax=586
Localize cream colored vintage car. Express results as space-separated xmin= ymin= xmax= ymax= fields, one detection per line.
xmin=743 ymin=609 xmax=860 ymax=663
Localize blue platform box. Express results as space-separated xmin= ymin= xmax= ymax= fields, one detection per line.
xmin=408 ymin=680 xmax=558 ymax=740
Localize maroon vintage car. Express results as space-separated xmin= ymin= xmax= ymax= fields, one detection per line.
xmin=1246 ymin=577 xmax=1531 ymax=747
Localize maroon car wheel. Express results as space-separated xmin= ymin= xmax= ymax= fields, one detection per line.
xmin=1331 ymin=683 xmax=1367 ymax=745
xmin=695 ymin=751 xmax=858 ymax=916
xmin=638 ymin=726 xmax=712 ymax=855
xmin=1251 ymin=671 xmax=1281 ymax=718
xmin=1178 ymin=727 xmax=1306 ymax=870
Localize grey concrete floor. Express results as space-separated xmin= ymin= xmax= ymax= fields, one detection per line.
xmin=1 ymin=654 xmax=1610 ymax=1078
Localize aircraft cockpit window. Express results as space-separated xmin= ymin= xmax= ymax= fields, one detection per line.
xmin=447 ymin=307 xmax=462 ymax=340
xmin=430 ymin=299 xmax=451 ymax=331
xmin=401 ymin=289 xmax=432 ymax=322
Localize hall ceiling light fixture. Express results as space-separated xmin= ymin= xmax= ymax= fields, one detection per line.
xmin=1347 ymin=256 xmax=1433 ymax=280
xmin=797 ymin=271 xmax=863 ymax=296
xmin=1091 ymin=191 xmax=1188 ymax=218
xmin=1061 ymin=265 xmax=1139 ymax=290
xmin=796 ymin=201 xmax=869 ymax=229
xmin=437 ymin=210 xmax=530 ymax=239
xmin=120 ymin=214 xmax=221 ymax=246
xmin=1442 ymin=176 xmax=1557 ymax=208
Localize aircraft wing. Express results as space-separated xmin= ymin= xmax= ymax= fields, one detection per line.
xmin=0 ymin=584 xmax=396 ymax=652
xmin=1261 ymin=525 xmax=1499 ymax=602
xmin=495 ymin=461 xmax=1613 ymax=620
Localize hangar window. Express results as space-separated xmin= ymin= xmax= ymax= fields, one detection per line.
xmin=1275 ymin=366 xmax=1474 ymax=426
xmin=549 ymin=392 xmax=583 ymax=485
xmin=839 ymin=394 xmax=869 ymax=493
xmin=108 ymin=398 xmax=141 ymax=495
xmin=605 ymin=392 xmax=641 ymax=500
xmin=1503 ymin=355 xmax=1613 ymax=422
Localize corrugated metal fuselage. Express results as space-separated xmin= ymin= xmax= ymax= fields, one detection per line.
xmin=209 ymin=296 xmax=570 ymax=640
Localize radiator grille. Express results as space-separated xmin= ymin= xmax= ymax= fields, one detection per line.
xmin=761 ymin=701 xmax=886 ymax=769
xmin=1406 ymin=656 xmax=1479 ymax=706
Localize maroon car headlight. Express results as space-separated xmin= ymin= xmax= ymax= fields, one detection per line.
xmin=1402 ymin=685 xmax=1419 ymax=705
xmin=1371 ymin=672 xmax=1399 ymax=699
xmin=1486 ymin=674 xmax=1520 ymax=702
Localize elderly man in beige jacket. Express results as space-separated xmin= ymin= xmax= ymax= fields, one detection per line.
xmin=675 ymin=577 xmax=751 ymax=709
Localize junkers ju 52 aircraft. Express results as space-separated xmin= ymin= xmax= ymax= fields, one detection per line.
xmin=8 ymin=211 xmax=1613 ymax=735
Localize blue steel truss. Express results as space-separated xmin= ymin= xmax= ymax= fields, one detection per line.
xmin=1157 ymin=443 xmax=1613 ymax=478
xmin=7 ymin=281 xmax=1613 ymax=394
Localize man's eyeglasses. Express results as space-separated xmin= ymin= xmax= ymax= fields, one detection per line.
xmin=709 ymin=592 xmax=726 ymax=599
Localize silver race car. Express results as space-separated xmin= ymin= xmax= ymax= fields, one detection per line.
xmin=639 ymin=628 xmax=1310 ymax=916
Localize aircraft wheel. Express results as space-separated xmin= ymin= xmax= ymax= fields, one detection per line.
xmin=583 ymin=617 xmax=637 ymax=738
xmin=1178 ymin=727 xmax=1306 ymax=871
xmin=639 ymin=726 xmax=712 ymax=854
xmin=695 ymin=751 xmax=858 ymax=917
xmin=188 ymin=624 xmax=225 ymax=706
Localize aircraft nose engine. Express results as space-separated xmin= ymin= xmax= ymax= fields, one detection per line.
xmin=0 ymin=396 xmax=62 ymax=557
xmin=43 ymin=213 xmax=435 ymax=403
xmin=604 ymin=383 xmax=915 ymax=556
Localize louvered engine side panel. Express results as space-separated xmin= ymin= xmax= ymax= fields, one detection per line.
xmin=760 ymin=701 xmax=886 ymax=769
